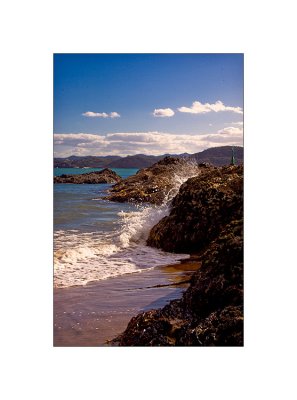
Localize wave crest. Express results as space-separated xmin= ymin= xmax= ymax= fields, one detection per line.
xmin=54 ymin=161 xmax=200 ymax=288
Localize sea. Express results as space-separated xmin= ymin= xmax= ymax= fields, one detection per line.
xmin=54 ymin=167 xmax=195 ymax=289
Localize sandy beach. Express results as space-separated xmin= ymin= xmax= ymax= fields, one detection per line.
xmin=54 ymin=258 xmax=201 ymax=346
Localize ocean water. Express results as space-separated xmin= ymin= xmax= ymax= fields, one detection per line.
xmin=54 ymin=167 xmax=137 ymax=179
xmin=54 ymin=166 xmax=198 ymax=288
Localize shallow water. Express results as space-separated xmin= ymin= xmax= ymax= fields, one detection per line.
xmin=54 ymin=167 xmax=139 ymax=179
xmin=54 ymin=165 xmax=200 ymax=345
xmin=54 ymin=167 xmax=196 ymax=288
xmin=54 ymin=260 xmax=200 ymax=346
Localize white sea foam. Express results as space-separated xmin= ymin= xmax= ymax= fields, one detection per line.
xmin=54 ymin=160 xmax=200 ymax=288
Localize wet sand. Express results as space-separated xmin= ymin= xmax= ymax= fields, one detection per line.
xmin=54 ymin=258 xmax=201 ymax=346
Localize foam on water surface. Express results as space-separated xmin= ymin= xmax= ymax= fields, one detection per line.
xmin=54 ymin=204 xmax=189 ymax=288
xmin=54 ymin=162 xmax=200 ymax=288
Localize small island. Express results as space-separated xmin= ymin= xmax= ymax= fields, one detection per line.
xmin=54 ymin=168 xmax=122 ymax=184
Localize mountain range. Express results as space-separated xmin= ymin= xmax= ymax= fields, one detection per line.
xmin=54 ymin=146 xmax=243 ymax=168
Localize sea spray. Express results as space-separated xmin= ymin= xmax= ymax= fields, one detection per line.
xmin=54 ymin=160 xmax=200 ymax=288
xmin=118 ymin=159 xmax=200 ymax=247
xmin=163 ymin=158 xmax=201 ymax=202
xmin=118 ymin=204 xmax=169 ymax=247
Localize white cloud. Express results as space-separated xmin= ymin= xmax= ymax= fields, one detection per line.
xmin=54 ymin=133 xmax=106 ymax=143
xmin=218 ymin=126 xmax=243 ymax=135
xmin=109 ymin=112 xmax=120 ymax=118
xmin=230 ymin=121 xmax=243 ymax=126
xmin=202 ymin=126 xmax=243 ymax=144
xmin=82 ymin=111 xmax=120 ymax=118
xmin=54 ymin=127 xmax=243 ymax=157
xmin=178 ymin=100 xmax=243 ymax=115
xmin=107 ymin=133 xmax=161 ymax=143
xmin=153 ymin=108 xmax=175 ymax=117
xmin=82 ymin=111 xmax=109 ymax=118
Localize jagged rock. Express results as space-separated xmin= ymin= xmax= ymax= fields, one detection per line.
xmin=174 ymin=305 xmax=243 ymax=346
xmin=104 ymin=156 xmax=201 ymax=205
xmin=182 ymin=218 xmax=243 ymax=319
xmin=54 ymin=168 xmax=122 ymax=184
xmin=111 ymin=165 xmax=243 ymax=346
xmin=147 ymin=165 xmax=243 ymax=252
xmin=198 ymin=162 xmax=211 ymax=168
xmin=112 ymin=219 xmax=243 ymax=346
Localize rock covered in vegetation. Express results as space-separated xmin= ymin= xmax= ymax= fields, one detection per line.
xmin=54 ymin=168 xmax=122 ymax=184
xmin=147 ymin=165 xmax=243 ymax=253
xmin=112 ymin=219 xmax=243 ymax=346
xmin=104 ymin=156 xmax=201 ymax=205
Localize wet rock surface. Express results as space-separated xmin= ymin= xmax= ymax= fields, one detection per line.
xmin=147 ymin=165 xmax=243 ymax=253
xmin=54 ymin=168 xmax=122 ymax=184
xmin=104 ymin=156 xmax=201 ymax=205
xmin=112 ymin=219 xmax=243 ymax=346
xmin=111 ymin=165 xmax=243 ymax=346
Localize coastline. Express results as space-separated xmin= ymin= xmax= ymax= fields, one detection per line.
xmin=111 ymin=166 xmax=243 ymax=346
xmin=54 ymin=256 xmax=201 ymax=346
xmin=54 ymin=163 xmax=243 ymax=346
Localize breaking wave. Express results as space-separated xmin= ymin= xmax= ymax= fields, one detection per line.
xmin=54 ymin=161 xmax=200 ymax=288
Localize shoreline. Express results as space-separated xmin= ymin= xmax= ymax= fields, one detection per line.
xmin=54 ymin=256 xmax=201 ymax=346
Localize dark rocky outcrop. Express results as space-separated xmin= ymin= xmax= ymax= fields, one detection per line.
xmin=112 ymin=219 xmax=243 ymax=346
xmin=111 ymin=165 xmax=243 ymax=346
xmin=104 ymin=156 xmax=200 ymax=205
xmin=147 ymin=165 xmax=243 ymax=253
xmin=54 ymin=168 xmax=122 ymax=184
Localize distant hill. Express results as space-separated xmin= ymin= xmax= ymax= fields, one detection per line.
xmin=53 ymin=155 xmax=121 ymax=168
xmin=192 ymin=146 xmax=243 ymax=166
xmin=54 ymin=146 xmax=243 ymax=169
xmin=107 ymin=154 xmax=165 ymax=168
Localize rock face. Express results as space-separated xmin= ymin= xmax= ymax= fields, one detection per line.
xmin=147 ymin=165 xmax=243 ymax=253
xmin=54 ymin=168 xmax=122 ymax=184
xmin=113 ymin=219 xmax=243 ymax=346
xmin=105 ymin=156 xmax=201 ymax=205
xmin=111 ymin=165 xmax=243 ymax=346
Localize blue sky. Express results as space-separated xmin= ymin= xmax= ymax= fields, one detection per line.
xmin=54 ymin=54 xmax=243 ymax=157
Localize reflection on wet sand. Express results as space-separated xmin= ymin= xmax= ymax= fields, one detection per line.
xmin=54 ymin=259 xmax=201 ymax=346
